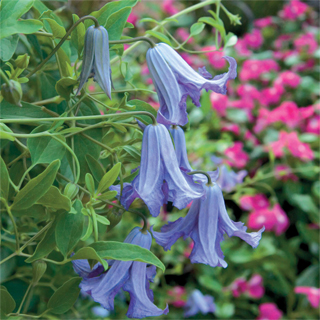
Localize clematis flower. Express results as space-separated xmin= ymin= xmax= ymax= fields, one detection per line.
xmin=257 ymin=303 xmax=283 ymax=320
xmin=72 ymin=227 xmax=168 ymax=318
xmin=152 ymin=183 xmax=264 ymax=268
xmin=111 ymin=124 xmax=204 ymax=217
xmin=295 ymin=287 xmax=320 ymax=308
xmin=216 ymin=165 xmax=247 ymax=193
xmin=77 ymin=26 xmax=112 ymax=98
xmin=184 ymin=290 xmax=215 ymax=318
xmin=146 ymin=43 xmax=237 ymax=126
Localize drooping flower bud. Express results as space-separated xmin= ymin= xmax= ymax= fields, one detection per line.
xmin=32 ymin=260 xmax=47 ymax=285
xmin=106 ymin=208 xmax=124 ymax=231
xmin=15 ymin=54 xmax=30 ymax=69
xmin=1 ymin=80 xmax=23 ymax=107
xmin=77 ymin=26 xmax=112 ymax=99
xmin=63 ymin=183 xmax=79 ymax=199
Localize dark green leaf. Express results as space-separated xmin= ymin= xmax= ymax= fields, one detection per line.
xmin=37 ymin=186 xmax=71 ymax=211
xmin=47 ymin=277 xmax=82 ymax=314
xmin=85 ymin=154 xmax=105 ymax=182
xmin=70 ymin=247 xmax=108 ymax=270
xmin=128 ymin=99 xmax=157 ymax=125
xmin=106 ymin=7 xmax=132 ymax=41
xmin=55 ymin=77 xmax=78 ymax=100
xmin=85 ymin=173 xmax=95 ymax=196
xmin=90 ymin=241 xmax=165 ymax=272
xmin=71 ymin=14 xmax=85 ymax=58
xmin=0 ymin=288 xmax=16 ymax=316
xmin=12 ymin=204 xmax=46 ymax=219
xmin=27 ymin=127 xmax=66 ymax=164
xmin=145 ymin=30 xmax=172 ymax=45
xmin=97 ymin=163 xmax=121 ymax=194
xmin=11 ymin=159 xmax=60 ymax=211
xmin=0 ymin=34 xmax=19 ymax=61
xmin=0 ymin=156 xmax=9 ymax=200
xmin=55 ymin=200 xmax=85 ymax=257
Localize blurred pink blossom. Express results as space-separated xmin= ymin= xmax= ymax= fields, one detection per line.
xmin=274 ymin=165 xmax=298 ymax=182
xmin=295 ymin=287 xmax=320 ymax=308
xmin=162 ymin=0 xmax=179 ymax=15
xmin=221 ymin=123 xmax=240 ymax=135
xmin=176 ymin=28 xmax=193 ymax=44
xmin=306 ymin=116 xmax=320 ymax=135
xmin=184 ymin=242 xmax=194 ymax=258
xmin=292 ymin=58 xmax=315 ymax=72
xmin=259 ymin=86 xmax=284 ymax=106
xmin=254 ymin=17 xmax=273 ymax=28
xmin=231 ymin=278 xmax=247 ymax=297
xmin=210 ymin=92 xmax=228 ymax=116
xmin=235 ymin=39 xmax=252 ymax=57
xmin=247 ymin=274 xmax=265 ymax=299
xmin=167 ymin=286 xmax=187 ymax=307
xmin=202 ymin=46 xmax=227 ymax=69
xmin=274 ymin=71 xmax=301 ymax=88
xmin=240 ymin=59 xmax=279 ymax=81
xmin=237 ymin=84 xmax=261 ymax=101
xmin=244 ymin=130 xmax=260 ymax=146
xmin=257 ymin=303 xmax=283 ymax=320
xmin=280 ymin=0 xmax=309 ymax=21
xmin=294 ymin=32 xmax=318 ymax=55
xmin=224 ymin=142 xmax=249 ymax=169
xmin=127 ymin=12 xmax=138 ymax=26
xmin=243 ymin=29 xmax=263 ymax=49
xmin=240 ymin=194 xmax=269 ymax=211
xmin=248 ymin=204 xmax=289 ymax=236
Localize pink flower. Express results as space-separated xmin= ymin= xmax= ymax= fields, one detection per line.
xmin=268 ymin=131 xmax=314 ymax=161
xmin=210 ymin=92 xmax=228 ymax=116
xmin=243 ymin=29 xmax=263 ymax=49
xmin=254 ymin=17 xmax=273 ymax=28
xmin=274 ymin=71 xmax=301 ymax=88
xmin=229 ymin=99 xmax=254 ymax=122
xmin=247 ymin=274 xmax=265 ymax=299
xmin=244 ymin=130 xmax=260 ymax=146
xmin=231 ymin=278 xmax=247 ymax=298
xmin=271 ymin=101 xmax=301 ymax=128
xmin=294 ymin=32 xmax=318 ymax=55
xmin=295 ymin=287 xmax=320 ymax=308
xmin=259 ymin=86 xmax=283 ymax=106
xmin=292 ymin=58 xmax=316 ymax=72
xmin=280 ymin=0 xmax=309 ymax=21
xmin=306 ymin=116 xmax=320 ymax=135
xmin=162 ymin=0 xmax=179 ymax=15
xmin=248 ymin=204 xmax=289 ymax=236
xmin=274 ymin=35 xmax=292 ymax=51
xmin=168 ymin=286 xmax=187 ymax=308
xmin=257 ymin=303 xmax=283 ymax=320
xmin=275 ymin=165 xmax=298 ymax=182
xmin=224 ymin=142 xmax=249 ymax=169
xmin=221 ymin=123 xmax=240 ymax=135
xmin=176 ymin=28 xmax=193 ymax=44
xmin=127 ymin=12 xmax=138 ymax=26
xmin=240 ymin=194 xmax=269 ymax=211
xmin=88 ymin=84 xmax=96 ymax=92
xmin=240 ymin=59 xmax=279 ymax=81
xmin=235 ymin=39 xmax=252 ymax=57
xmin=183 ymin=242 xmax=194 ymax=258
xmin=202 ymin=46 xmax=227 ymax=69
xmin=237 ymin=84 xmax=261 ymax=101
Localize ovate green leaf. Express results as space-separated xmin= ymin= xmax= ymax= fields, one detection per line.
xmin=97 ymin=163 xmax=121 ymax=194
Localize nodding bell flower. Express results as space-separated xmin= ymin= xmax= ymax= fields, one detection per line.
xmin=77 ymin=25 xmax=112 ymax=98
xmin=72 ymin=227 xmax=169 ymax=318
xmin=110 ymin=124 xmax=205 ymax=217
xmin=152 ymin=183 xmax=264 ymax=268
xmin=146 ymin=43 xmax=237 ymax=126
xmin=184 ymin=290 xmax=215 ymax=318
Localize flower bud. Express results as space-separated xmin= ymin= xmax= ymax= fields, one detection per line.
xmin=15 ymin=54 xmax=30 ymax=69
xmin=1 ymin=80 xmax=22 ymax=107
xmin=106 ymin=208 xmax=124 ymax=231
xmin=63 ymin=183 xmax=79 ymax=199
xmin=32 ymin=260 xmax=47 ymax=285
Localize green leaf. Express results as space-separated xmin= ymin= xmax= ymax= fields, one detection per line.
xmin=190 ymin=22 xmax=205 ymax=36
xmin=37 ymin=186 xmax=71 ymax=211
xmin=90 ymin=241 xmax=165 ymax=272
xmin=55 ymin=200 xmax=85 ymax=257
xmin=0 ymin=157 xmax=9 ymax=201
xmin=71 ymin=14 xmax=85 ymax=58
xmin=0 ymin=0 xmax=43 ymax=39
xmin=198 ymin=17 xmax=225 ymax=39
xmin=26 ymin=219 xmax=58 ymax=262
xmin=106 ymin=7 xmax=132 ymax=41
xmin=96 ymin=214 xmax=110 ymax=226
xmin=11 ymin=204 xmax=46 ymax=219
xmin=27 ymin=126 xmax=66 ymax=164
xmin=11 ymin=159 xmax=60 ymax=211
xmin=224 ymin=32 xmax=238 ymax=48
xmin=85 ymin=154 xmax=105 ymax=182
xmin=47 ymin=277 xmax=82 ymax=314
xmin=42 ymin=18 xmax=65 ymax=38
xmin=198 ymin=275 xmax=222 ymax=292
xmin=215 ymin=302 xmax=235 ymax=318
xmin=85 ymin=173 xmax=95 ymax=196
xmin=0 ymin=34 xmax=19 ymax=61
xmin=128 ymin=99 xmax=157 ymax=125
xmin=97 ymin=163 xmax=121 ymax=194
xmin=0 ymin=123 xmax=15 ymax=145
xmin=70 ymin=247 xmax=108 ymax=270
xmin=96 ymin=190 xmax=117 ymax=201
xmin=55 ymin=77 xmax=78 ymax=100
xmin=0 ymin=100 xmax=52 ymax=119
xmin=0 ymin=288 xmax=16 ymax=316
xmin=146 ymin=30 xmax=172 ymax=46
xmin=81 ymin=216 xmax=93 ymax=241
xmin=291 ymin=194 xmax=319 ymax=223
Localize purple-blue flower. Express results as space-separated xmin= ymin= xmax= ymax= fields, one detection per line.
xmin=146 ymin=43 xmax=237 ymax=126
xmin=77 ymin=25 xmax=112 ymax=98
xmin=152 ymin=183 xmax=264 ymax=268
xmin=184 ymin=290 xmax=215 ymax=318
xmin=110 ymin=124 xmax=204 ymax=217
xmin=72 ymin=227 xmax=168 ymax=318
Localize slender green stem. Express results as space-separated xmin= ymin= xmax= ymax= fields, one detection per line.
xmin=1 ymin=198 xmax=19 ymax=251
xmin=17 ymin=283 xmax=33 ymax=314
xmin=33 ymin=96 xmax=64 ymax=106
xmin=0 ymin=252 xmax=17 ymax=265
xmin=19 ymin=252 xmax=67 ymax=265
xmin=0 ymin=69 xmax=11 ymax=86
xmin=17 ymin=164 xmax=35 ymax=189
xmin=110 ymin=0 xmax=217 ymax=65
xmin=215 ymin=0 xmax=221 ymax=49
xmin=72 ymin=94 xmax=87 ymax=116
xmin=86 ymin=93 xmax=118 ymax=111
xmin=90 ymin=88 xmax=156 ymax=95
xmin=0 ymin=111 xmax=157 ymax=125
xmin=188 ymin=170 xmax=213 ymax=186
xmin=7 ymin=152 xmax=28 ymax=167
xmin=110 ymin=36 xmax=156 ymax=48
xmin=33 ymin=31 xmax=71 ymax=40
xmin=26 ymin=15 xmax=99 ymax=79
xmin=81 ymin=132 xmax=114 ymax=154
